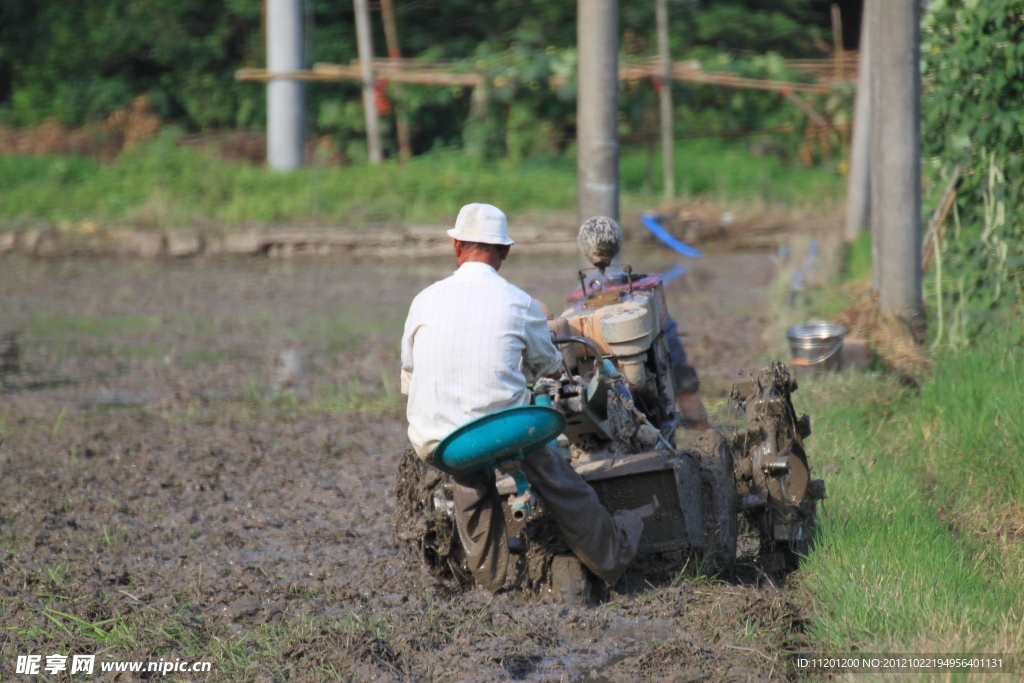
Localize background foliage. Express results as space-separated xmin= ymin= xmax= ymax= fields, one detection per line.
xmin=922 ymin=0 xmax=1024 ymax=341
xmin=0 ymin=0 xmax=838 ymax=159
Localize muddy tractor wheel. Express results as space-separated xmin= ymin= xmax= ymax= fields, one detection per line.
xmin=393 ymin=450 xmax=598 ymax=600
xmin=392 ymin=448 xmax=473 ymax=590
xmin=693 ymin=430 xmax=739 ymax=573
xmin=754 ymin=498 xmax=818 ymax=575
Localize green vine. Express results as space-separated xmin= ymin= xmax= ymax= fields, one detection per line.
xmin=922 ymin=0 xmax=1024 ymax=343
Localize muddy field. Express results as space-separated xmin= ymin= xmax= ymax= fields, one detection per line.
xmin=0 ymin=247 xmax=811 ymax=682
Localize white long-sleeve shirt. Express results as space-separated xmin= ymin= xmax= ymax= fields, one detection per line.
xmin=401 ymin=261 xmax=563 ymax=459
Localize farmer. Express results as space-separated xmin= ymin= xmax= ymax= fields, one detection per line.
xmin=400 ymin=203 xmax=643 ymax=592
xmin=665 ymin=315 xmax=711 ymax=430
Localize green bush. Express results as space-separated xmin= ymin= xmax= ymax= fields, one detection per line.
xmin=0 ymin=0 xmax=265 ymax=127
xmin=922 ymin=0 xmax=1024 ymax=341
xmin=0 ymin=0 xmax=835 ymax=160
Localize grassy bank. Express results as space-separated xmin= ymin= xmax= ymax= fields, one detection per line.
xmin=0 ymin=133 xmax=844 ymax=230
xmin=795 ymin=339 xmax=1024 ymax=678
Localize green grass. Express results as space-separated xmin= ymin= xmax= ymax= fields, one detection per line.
xmin=297 ymin=304 xmax=408 ymax=354
xmin=238 ymin=374 xmax=401 ymax=417
xmin=27 ymin=314 xmax=162 ymax=338
xmin=622 ymin=137 xmax=844 ymax=208
xmin=0 ymin=131 xmax=844 ymax=230
xmin=796 ymin=339 xmax=1024 ymax=671
xmin=845 ymin=228 xmax=873 ymax=282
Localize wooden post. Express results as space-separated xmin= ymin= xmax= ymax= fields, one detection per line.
xmin=380 ymin=0 xmax=412 ymax=162
xmin=831 ymin=4 xmax=844 ymax=80
xmin=656 ymin=0 xmax=675 ymax=200
xmin=353 ymin=0 xmax=383 ymax=164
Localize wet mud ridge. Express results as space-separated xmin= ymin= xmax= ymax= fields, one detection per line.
xmin=0 ymin=253 xmax=803 ymax=681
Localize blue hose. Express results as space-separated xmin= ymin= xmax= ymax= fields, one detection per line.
xmin=640 ymin=213 xmax=703 ymax=258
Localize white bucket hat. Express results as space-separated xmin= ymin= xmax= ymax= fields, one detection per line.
xmin=447 ymin=203 xmax=515 ymax=245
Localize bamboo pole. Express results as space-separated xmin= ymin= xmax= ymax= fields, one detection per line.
xmin=779 ymin=89 xmax=830 ymax=128
xmin=353 ymin=0 xmax=383 ymax=164
xmin=831 ymin=4 xmax=845 ymax=80
xmin=845 ymin=5 xmax=872 ymax=242
xmin=380 ymin=0 xmax=412 ymax=162
xmin=242 ymin=58 xmax=844 ymax=95
xmin=238 ymin=65 xmax=484 ymax=86
xmin=656 ymin=0 xmax=674 ymax=200
xmin=921 ymin=167 xmax=961 ymax=273
xmin=315 ymin=65 xmax=483 ymax=86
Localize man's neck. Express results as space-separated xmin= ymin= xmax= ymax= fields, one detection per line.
xmin=458 ymin=259 xmax=496 ymax=270
xmin=456 ymin=250 xmax=504 ymax=271
xmin=452 ymin=237 xmax=509 ymax=271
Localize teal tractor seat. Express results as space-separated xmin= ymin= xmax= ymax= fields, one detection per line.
xmin=431 ymin=396 xmax=566 ymax=475
xmin=431 ymin=395 xmax=567 ymax=522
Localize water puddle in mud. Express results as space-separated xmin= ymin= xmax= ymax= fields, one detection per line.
xmin=527 ymin=619 xmax=686 ymax=681
xmin=530 ymin=650 xmax=631 ymax=682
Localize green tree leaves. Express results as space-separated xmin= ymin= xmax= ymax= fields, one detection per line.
xmin=922 ymin=0 xmax=1024 ymax=337
xmin=0 ymin=0 xmax=834 ymax=158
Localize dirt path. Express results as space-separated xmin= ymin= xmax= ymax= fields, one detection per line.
xmin=0 ymin=249 xmax=807 ymax=682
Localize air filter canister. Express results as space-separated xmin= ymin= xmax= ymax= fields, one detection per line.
xmin=600 ymin=302 xmax=654 ymax=356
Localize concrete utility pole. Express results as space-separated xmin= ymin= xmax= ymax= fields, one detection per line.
xmin=844 ymin=0 xmax=872 ymax=242
xmin=867 ymin=0 xmax=881 ymax=291
xmin=267 ymin=0 xmax=305 ymax=171
xmin=656 ymin=0 xmax=675 ymax=200
xmin=577 ymin=0 xmax=620 ymax=224
xmin=354 ymin=0 xmax=383 ymax=164
xmin=870 ymin=0 xmax=922 ymax=326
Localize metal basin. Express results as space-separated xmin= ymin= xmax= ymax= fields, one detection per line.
xmin=785 ymin=322 xmax=848 ymax=369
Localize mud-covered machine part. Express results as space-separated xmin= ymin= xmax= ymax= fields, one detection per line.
xmin=730 ymin=362 xmax=825 ymax=572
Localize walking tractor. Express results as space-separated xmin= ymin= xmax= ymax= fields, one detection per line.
xmin=395 ymin=222 xmax=825 ymax=599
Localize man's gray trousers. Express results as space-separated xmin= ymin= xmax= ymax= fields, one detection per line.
xmin=450 ymin=442 xmax=642 ymax=592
